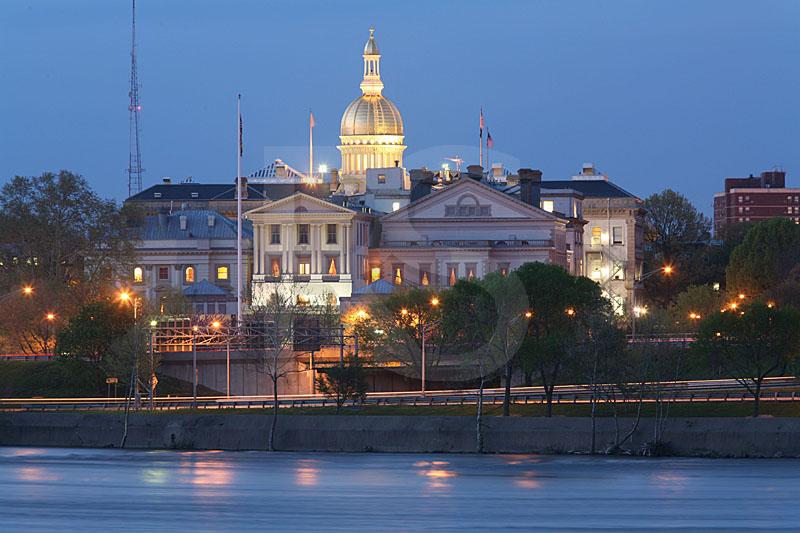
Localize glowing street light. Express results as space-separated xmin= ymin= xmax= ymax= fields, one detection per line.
xmin=565 ymin=308 xmax=575 ymax=317
xmin=688 ymin=312 xmax=701 ymax=320
xmin=45 ymin=312 xmax=56 ymax=321
xmin=524 ymin=311 xmax=533 ymax=319
xmin=401 ymin=308 xmax=409 ymax=316
xmin=662 ymin=265 xmax=673 ymax=275
xmin=211 ymin=321 xmax=221 ymax=329
xmin=430 ymin=297 xmax=440 ymax=307
xmin=738 ymin=293 xmax=746 ymax=300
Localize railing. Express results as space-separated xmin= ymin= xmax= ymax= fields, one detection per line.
xmin=379 ymin=239 xmax=554 ymax=249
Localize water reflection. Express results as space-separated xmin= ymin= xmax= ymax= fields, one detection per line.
xmin=178 ymin=457 xmax=234 ymax=489
xmin=414 ymin=460 xmax=457 ymax=491
xmin=513 ymin=471 xmax=542 ymax=489
xmin=15 ymin=466 xmax=60 ymax=482
xmin=649 ymin=471 xmax=689 ymax=493
xmin=294 ymin=459 xmax=320 ymax=487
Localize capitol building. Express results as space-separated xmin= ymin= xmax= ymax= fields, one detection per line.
xmin=337 ymin=28 xmax=407 ymax=194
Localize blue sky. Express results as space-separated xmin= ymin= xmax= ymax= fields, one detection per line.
xmin=1 ymin=0 xmax=798 ymax=214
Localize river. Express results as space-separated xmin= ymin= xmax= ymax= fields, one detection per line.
xmin=0 ymin=447 xmax=798 ymax=531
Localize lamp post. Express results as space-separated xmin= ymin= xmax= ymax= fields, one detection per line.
xmin=44 ymin=312 xmax=56 ymax=353
xmin=191 ymin=325 xmax=198 ymax=408
xmin=631 ymin=265 xmax=673 ymax=339
xmin=418 ymin=296 xmax=441 ymax=395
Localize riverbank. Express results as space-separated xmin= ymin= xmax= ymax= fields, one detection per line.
xmin=2 ymin=411 xmax=799 ymax=457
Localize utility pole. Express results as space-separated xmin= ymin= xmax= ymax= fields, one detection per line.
xmin=127 ymin=0 xmax=144 ymax=197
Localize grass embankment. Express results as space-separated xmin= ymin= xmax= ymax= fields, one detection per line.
xmin=161 ymin=401 xmax=800 ymax=418
xmin=0 ymin=360 xmax=213 ymax=398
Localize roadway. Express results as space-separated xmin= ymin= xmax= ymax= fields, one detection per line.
xmin=1 ymin=377 xmax=798 ymax=411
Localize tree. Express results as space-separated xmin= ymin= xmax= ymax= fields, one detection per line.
xmin=56 ymin=301 xmax=133 ymax=362
xmin=642 ymin=190 xmax=712 ymax=306
xmin=316 ymin=356 xmax=368 ymax=413
xmin=516 ymin=262 xmax=608 ymax=417
xmin=440 ymin=279 xmax=497 ymax=453
xmin=726 ymin=218 xmax=800 ymax=297
xmin=349 ymin=288 xmax=444 ymax=388
xmin=695 ymin=303 xmax=800 ymax=416
xmin=0 ymin=171 xmax=136 ymax=352
xmin=670 ymin=284 xmax=725 ymax=332
xmin=480 ymin=272 xmax=529 ymax=416
xmin=106 ymin=323 xmax=159 ymax=409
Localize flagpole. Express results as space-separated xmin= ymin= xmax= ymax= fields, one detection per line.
xmin=309 ymin=110 xmax=314 ymax=182
xmin=479 ymin=108 xmax=483 ymax=169
xmin=236 ymin=94 xmax=243 ymax=325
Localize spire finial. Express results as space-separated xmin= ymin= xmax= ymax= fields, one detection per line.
xmin=369 ymin=27 xmax=375 ymax=37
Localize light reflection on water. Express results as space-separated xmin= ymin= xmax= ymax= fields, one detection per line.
xmin=1 ymin=449 xmax=799 ymax=531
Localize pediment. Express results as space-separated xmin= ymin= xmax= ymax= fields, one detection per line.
xmin=244 ymin=192 xmax=353 ymax=217
xmin=381 ymin=179 xmax=560 ymax=222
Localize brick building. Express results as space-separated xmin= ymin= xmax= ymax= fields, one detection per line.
xmin=713 ymin=170 xmax=800 ymax=235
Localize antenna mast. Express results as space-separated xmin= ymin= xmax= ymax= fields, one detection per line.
xmin=127 ymin=0 xmax=144 ymax=197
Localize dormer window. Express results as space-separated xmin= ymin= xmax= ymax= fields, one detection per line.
xmin=153 ymin=193 xmax=162 ymax=199
xmin=191 ymin=192 xmax=199 ymax=199
xmin=377 ymin=174 xmax=386 ymax=184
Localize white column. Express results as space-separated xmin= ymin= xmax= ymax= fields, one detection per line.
xmin=254 ymin=225 xmax=261 ymax=275
xmin=344 ymin=223 xmax=351 ymax=274
xmin=311 ymin=223 xmax=318 ymax=274
xmin=338 ymin=223 xmax=344 ymax=277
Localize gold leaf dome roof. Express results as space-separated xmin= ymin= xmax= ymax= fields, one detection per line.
xmin=340 ymin=94 xmax=403 ymax=137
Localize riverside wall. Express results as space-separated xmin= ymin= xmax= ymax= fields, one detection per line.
xmin=1 ymin=412 xmax=799 ymax=458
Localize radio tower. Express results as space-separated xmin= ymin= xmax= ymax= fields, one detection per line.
xmin=127 ymin=0 xmax=144 ymax=197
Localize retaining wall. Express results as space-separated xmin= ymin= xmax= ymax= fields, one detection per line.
xmin=1 ymin=412 xmax=799 ymax=457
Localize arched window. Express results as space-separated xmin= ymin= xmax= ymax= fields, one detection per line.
xmin=184 ymin=266 xmax=195 ymax=283
xmin=133 ymin=267 xmax=143 ymax=283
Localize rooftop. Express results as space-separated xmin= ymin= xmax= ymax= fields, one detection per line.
xmin=137 ymin=210 xmax=253 ymax=241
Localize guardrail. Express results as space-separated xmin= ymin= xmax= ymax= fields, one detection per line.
xmin=2 ymin=377 xmax=797 ymax=412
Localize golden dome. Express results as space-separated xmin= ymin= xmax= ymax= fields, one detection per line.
xmin=340 ymin=94 xmax=404 ymax=137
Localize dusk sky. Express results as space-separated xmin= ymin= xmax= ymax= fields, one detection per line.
xmin=1 ymin=0 xmax=798 ymax=214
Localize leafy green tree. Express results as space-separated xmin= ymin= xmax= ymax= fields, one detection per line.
xmin=515 ymin=262 xmax=608 ymax=417
xmin=349 ymin=288 xmax=444 ymax=387
xmin=695 ymin=303 xmax=800 ymax=416
xmin=726 ymin=218 xmax=800 ymax=297
xmin=670 ymin=284 xmax=725 ymax=332
xmin=440 ymin=279 xmax=497 ymax=452
xmin=56 ymin=301 xmax=133 ymax=362
xmin=316 ymin=356 xmax=368 ymax=413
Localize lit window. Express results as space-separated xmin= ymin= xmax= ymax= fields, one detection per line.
xmin=498 ymin=263 xmax=509 ymax=276
xmin=447 ymin=264 xmax=458 ymax=286
xmin=185 ymin=266 xmax=195 ymax=283
xmin=392 ymin=201 xmax=400 ymax=212
xmin=133 ymin=267 xmax=143 ymax=283
xmin=270 ymin=258 xmax=281 ymax=277
xmin=377 ymin=174 xmax=386 ymax=184
xmin=297 ymin=257 xmax=311 ymax=275
xmin=541 ymin=200 xmax=554 ymax=213
xmin=216 ymin=266 xmax=229 ymax=281
xmin=393 ymin=264 xmax=403 ymax=284
xmin=465 ymin=263 xmax=477 ymax=280
xmin=591 ymin=227 xmax=602 ymax=245
xmin=327 ymin=257 xmax=338 ymax=276
xmin=370 ymin=266 xmax=381 ymax=283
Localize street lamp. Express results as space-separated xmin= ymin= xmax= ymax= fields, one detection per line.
xmin=631 ymin=265 xmax=673 ymax=338
xmin=417 ymin=296 xmax=442 ymax=395
xmin=118 ymin=290 xmax=138 ymax=320
xmin=22 ymin=285 xmax=33 ymax=296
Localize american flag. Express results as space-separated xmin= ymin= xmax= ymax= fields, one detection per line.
xmin=487 ymin=129 xmax=493 ymax=149
xmin=479 ymin=108 xmax=485 ymax=138
xmin=238 ymin=95 xmax=243 ymax=157
xmin=310 ymin=111 xmax=315 ymax=129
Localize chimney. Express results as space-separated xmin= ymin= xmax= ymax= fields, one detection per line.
xmin=238 ymin=177 xmax=249 ymax=199
xmin=394 ymin=160 xmax=400 ymax=167
xmin=179 ymin=215 xmax=188 ymax=230
xmin=518 ymin=168 xmax=542 ymax=208
xmin=410 ymin=169 xmax=435 ymax=202
xmin=207 ymin=214 xmax=215 ymax=228
xmin=330 ymin=168 xmax=340 ymax=192
xmin=162 ymin=177 xmax=172 ymax=184
xmin=466 ymin=165 xmax=483 ymax=180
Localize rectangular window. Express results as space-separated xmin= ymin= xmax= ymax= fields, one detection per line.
xmin=327 ymin=224 xmax=337 ymax=244
xmin=370 ymin=266 xmax=381 ymax=283
xmin=392 ymin=201 xmax=400 ymax=212
xmin=158 ymin=267 xmax=169 ymax=281
xmin=297 ymin=257 xmax=311 ymax=276
xmin=270 ymin=224 xmax=281 ymax=244
xmin=216 ymin=265 xmax=229 ymax=281
xmin=184 ymin=266 xmax=195 ymax=283
xmin=447 ymin=263 xmax=459 ymax=286
xmin=392 ymin=263 xmax=404 ymax=285
xmin=377 ymin=174 xmax=386 ymax=184
xmin=297 ymin=224 xmax=310 ymax=245
xmin=541 ymin=200 xmax=554 ymax=213
xmin=217 ymin=303 xmax=227 ymax=314
xmin=270 ymin=257 xmax=281 ymax=278
xmin=465 ymin=263 xmax=477 ymax=280
xmin=498 ymin=263 xmax=510 ymax=277
xmin=591 ymin=227 xmax=602 ymax=245
xmin=612 ymin=226 xmax=623 ymax=245
xmin=134 ymin=267 xmax=143 ymax=283
xmin=419 ymin=264 xmax=431 ymax=286
xmin=325 ymin=256 xmax=338 ymax=276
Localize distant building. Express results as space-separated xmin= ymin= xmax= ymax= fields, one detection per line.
xmin=131 ymin=210 xmax=252 ymax=316
xmin=713 ymin=170 xmax=799 ymax=235
xmin=543 ymin=164 xmax=645 ymax=315
xmin=245 ymin=193 xmax=375 ymax=306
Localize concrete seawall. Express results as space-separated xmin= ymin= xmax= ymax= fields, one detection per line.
xmin=1 ymin=412 xmax=799 ymax=457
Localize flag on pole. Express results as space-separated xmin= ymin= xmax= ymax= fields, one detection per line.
xmin=310 ymin=111 xmax=315 ymax=129
xmin=479 ymin=108 xmax=485 ymax=138
xmin=487 ymin=129 xmax=494 ymax=149
xmin=238 ymin=95 xmax=243 ymax=157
